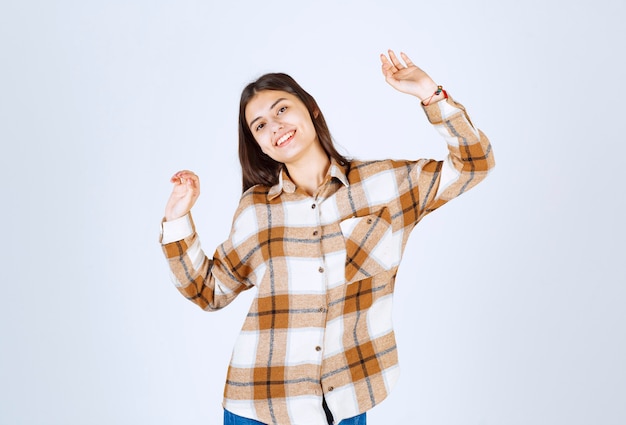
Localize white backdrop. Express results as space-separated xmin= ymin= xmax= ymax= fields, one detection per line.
xmin=1 ymin=0 xmax=625 ymax=424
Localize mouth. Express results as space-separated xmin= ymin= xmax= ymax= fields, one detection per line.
xmin=275 ymin=130 xmax=295 ymax=147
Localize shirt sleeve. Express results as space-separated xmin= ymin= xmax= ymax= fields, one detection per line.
xmin=159 ymin=193 xmax=263 ymax=311
xmin=396 ymin=94 xmax=495 ymax=227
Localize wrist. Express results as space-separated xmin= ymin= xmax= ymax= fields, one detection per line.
xmin=414 ymin=82 xmax=440 ymax=100
xmin=421 ymin=85 xmax=448 ymax=106
xmin=164 ymin=210 xmax=187 ymax=222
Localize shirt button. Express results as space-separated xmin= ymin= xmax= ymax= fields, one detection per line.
xmin=367 ymin=218 xmax=372 ymax=224
xmin=315 ymin=346 xmax=322 ymax=351
xmin=318 ymin=267 xmax=324 ymax=273
xmin=311 ymin=204 xmax=316 ymax=209
xmin=328 ymin=386 xmax=334 ymax=392
xmin=313 ymin=230 xmax=319 ymax=236
xmin=318 ymin=307 xmax=325 ymax=313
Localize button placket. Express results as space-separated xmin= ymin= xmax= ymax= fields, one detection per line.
xmin=312 ymin=198 xmax=327 ymax=281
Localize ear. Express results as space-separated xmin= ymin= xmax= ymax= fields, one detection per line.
xmin=313 ymin=109 xmax=320 ymax=119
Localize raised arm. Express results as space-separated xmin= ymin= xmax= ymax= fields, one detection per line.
xmin=160 ymin=172 xmax=260 ymax=311
xmin=380 ymin=50 xmax=495 ymax=224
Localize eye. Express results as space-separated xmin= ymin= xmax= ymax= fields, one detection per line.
xmin=254 ymin=122 xmax=265 ymax=132
xmin=277 ymin=106 xmax=287 ymax=115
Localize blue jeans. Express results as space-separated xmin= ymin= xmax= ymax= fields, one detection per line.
xmin=223 ymin=409 xmax=366 ymax=425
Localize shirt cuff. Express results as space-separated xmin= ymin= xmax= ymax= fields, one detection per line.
xmin=421 ymin=94 xmax=465 ymax=125
xmin=160 ymin=213 xmax=194 ymax=244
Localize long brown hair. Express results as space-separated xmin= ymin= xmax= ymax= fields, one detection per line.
xmin=238 ymin=73 xmax=348 ymax=193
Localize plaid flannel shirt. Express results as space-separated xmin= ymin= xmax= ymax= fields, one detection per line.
xmin=160 ymin=95 xmax=495 ymax=425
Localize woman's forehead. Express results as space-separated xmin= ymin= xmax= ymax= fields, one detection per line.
xmin=249 ymin=90 xmax=295 ymax=106
xmin=245 ymin=90 xmax=300 ymax=119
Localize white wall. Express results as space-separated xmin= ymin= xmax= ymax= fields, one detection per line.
xmin=1 ymin=0 xmax=624 ymax=424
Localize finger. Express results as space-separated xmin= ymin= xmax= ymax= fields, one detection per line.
xmin=380 ymin=53 xmax=390 ymax=67
xmin=171 ymin=170 xmax=185 ymax=181
xmin=388 ymin=50 xmax=405 ymax=69
xmin=380 ymin=54 xmax=398 ymax=79
xmin=182 ymin=173 xmax=200 ymax=190
xmin=175 ymin=170 xmax=196 ymax=178
xmin=380 ymin=54 xmax=394 ymax=73
xmin=171 ymin=175 xmax=186 ymax=185
xmin=400 ymin=52 xmax=415 ymax=67
xmin=171 ymin=170 xmax=197 ymax=184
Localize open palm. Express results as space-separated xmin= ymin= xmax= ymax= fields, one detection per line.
xmin=380 ymin=50 xmax=439 ymax=100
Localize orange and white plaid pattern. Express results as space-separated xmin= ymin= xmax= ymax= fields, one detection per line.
xmin=160 ymin=96 xmax=495 ymax=425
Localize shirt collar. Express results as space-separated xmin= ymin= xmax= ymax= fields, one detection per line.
xmin=267 ymin=158 xmax=349 ymax=200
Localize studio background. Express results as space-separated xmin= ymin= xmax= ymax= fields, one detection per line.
xmin=1 ymin=0 xmax=624 ymax=424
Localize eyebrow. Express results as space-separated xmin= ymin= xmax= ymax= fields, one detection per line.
xmin=248 ymin=97 xmax=287 ymax=128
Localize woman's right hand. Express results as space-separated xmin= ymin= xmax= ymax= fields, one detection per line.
xmin=164 ymin=170 xmax=200 ymax=221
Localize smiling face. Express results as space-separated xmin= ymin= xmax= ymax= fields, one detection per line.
xmin=245 ymin=90 xmax=323 ymax=166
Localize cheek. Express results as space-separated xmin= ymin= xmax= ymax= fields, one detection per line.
xmin=254 ymin=135 xmax=270 ymax=154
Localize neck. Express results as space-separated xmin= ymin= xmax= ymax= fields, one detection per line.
xmin=285 ymin=147 xmax=331 ymax=196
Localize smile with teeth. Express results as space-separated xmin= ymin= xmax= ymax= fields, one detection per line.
xmin=276 ymin=131 xmax=295 ymax=147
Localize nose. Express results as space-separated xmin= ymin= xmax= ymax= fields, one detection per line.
xmin=270 ymin=118 xmax=284 ymax=133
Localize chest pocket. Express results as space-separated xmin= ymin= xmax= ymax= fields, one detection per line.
xmin=340 ymin=208 xmax=400 ymax=283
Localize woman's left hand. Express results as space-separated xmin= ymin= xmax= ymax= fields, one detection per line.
xmin=380 ymin=50 xmax=443 ymax=103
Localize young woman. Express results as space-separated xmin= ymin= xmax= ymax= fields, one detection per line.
xmin=160 ymin=50 xmax=495 ymax=425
